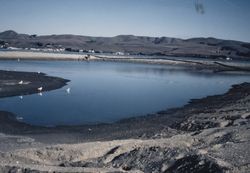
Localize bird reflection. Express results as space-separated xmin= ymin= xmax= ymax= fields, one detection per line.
xmin=66 ymin=87 xmax=71 ymax=94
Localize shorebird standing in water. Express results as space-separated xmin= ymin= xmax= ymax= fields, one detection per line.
xmin=37 ymin=87 xmax=43 ymax=91
xmin=16 ymin=116 xmax=23 ymax=121
xmin=37 ymin=87 xmax=43 ymax=96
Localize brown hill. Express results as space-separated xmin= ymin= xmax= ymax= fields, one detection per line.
xmin=0 ymin=30 xmax=250 ymax=60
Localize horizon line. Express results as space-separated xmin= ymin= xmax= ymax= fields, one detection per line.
xmin=0 ymin=29 xmax=249 ymax=43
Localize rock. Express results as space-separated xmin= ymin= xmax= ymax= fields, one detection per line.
xmin=122 ymin=164 xmax=132 ymax=171
xmin=198 ymin=149 xmax=208 ymax=155
xmin=233 ymin=119 xmax=247 ymax=126
xmin=241 ymin=112 xmax=250 ymax=119
xmin=161 ymin=160 xmax=176 ymax=172
xmin=165 ymin=155 xmax=224 ymax=173
xmin=219 ymin=120 xmax=232 ymax=128
xmin=198 ymin=160 xmax=205 ymax=165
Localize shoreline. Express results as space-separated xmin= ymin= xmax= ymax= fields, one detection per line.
xmin=0 ymin=59 xmax=250 ymax=172
xmin=1 ymin=50 xmax=250 ymax=72
xmin=0 ymin=82 xmax=249 ymax=136
xmin=0 ymin=70 xmax=69 ymax=98
xmin=0 ymin=82 xmax=249 ymax=172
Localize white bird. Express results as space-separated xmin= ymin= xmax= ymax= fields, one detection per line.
xmin=18 ymin=80 xmax=23 ymax=85
xmin=38 ymin=92 xmax=43 ymax=96
xmin=19 ymin=96 xmax=23 ymax=99
xmin=16 ymin=116 xmax=23 ymax=120
xmin=37 ymin=87 xmax=43 ymax=91
xmin=66 ymin=87 xmax=71 ymax=94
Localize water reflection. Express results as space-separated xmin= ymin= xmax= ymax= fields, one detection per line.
xmin=66 ymin=88 xmax=71 ymax=94
xmin=115 ymin=62 xmax=250 ymax=78
xmin=0 ymin=60 xmax=249 ymax=126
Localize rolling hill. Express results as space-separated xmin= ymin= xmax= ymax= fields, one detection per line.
xmin=0 ymin=30 xmax=250 ymax=60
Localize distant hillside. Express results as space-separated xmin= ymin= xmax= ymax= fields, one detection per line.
xmin=0 ymin=30 xmax=250 ymax=60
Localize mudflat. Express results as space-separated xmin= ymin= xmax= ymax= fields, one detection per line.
xmin=0 ymin=70 xmax=69 ymax=98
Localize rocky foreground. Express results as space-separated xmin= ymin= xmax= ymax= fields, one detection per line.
xmin=0 ymin=77 xmax=249 ymax=172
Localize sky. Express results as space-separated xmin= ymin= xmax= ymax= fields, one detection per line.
xmin=0 ymin=0 xmax=250 ymax=42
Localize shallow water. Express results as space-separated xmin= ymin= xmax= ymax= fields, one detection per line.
xmin=0 ymin=60 xmax=249 ymax=126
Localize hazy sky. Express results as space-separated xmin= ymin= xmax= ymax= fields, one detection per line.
xmin=0 ymin=0 xmax=250 ymax=42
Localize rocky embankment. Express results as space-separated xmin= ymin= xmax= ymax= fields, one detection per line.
xmin=0 ymin=79 xmax=249 ymax=172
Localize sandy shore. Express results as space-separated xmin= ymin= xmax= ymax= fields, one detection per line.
xmin=1 ymin=50 xmax=250 ymax=72
xmin=0 ymin=51 xmax=99 ymax=61
xmin=0 ymin=68 xmax=249 ymax=172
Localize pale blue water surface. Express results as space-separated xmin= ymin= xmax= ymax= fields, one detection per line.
xmin=0 ymin=60 xmax=249 ymax=126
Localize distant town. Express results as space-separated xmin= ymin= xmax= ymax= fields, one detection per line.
xmin=1 ymin=30 xmax=250 ymax=60
xmin=0 ymin=40 xmax=128 ymax=56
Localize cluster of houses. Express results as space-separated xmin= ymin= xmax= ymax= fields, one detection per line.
xmin=0 ymin=41 xmax=129 ymax=56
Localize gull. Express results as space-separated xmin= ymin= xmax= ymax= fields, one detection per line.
xmin=19 ymin=96 xmax=23 ymax=99
xmin=38 ymin=92 xmax=43 ymax=96
xmin=16 ymin=116 xmax=23 ymax=121
xmin=37 ymin=87 xmax=43 ymax=91
xmin=66 ymin=87 xmax=71 ymax=94
xmin=18 ymin=80 xmax=23 ymax=85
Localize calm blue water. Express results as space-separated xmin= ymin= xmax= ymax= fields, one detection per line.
xmin=0 ymin=60 xmax=249 ymax=126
